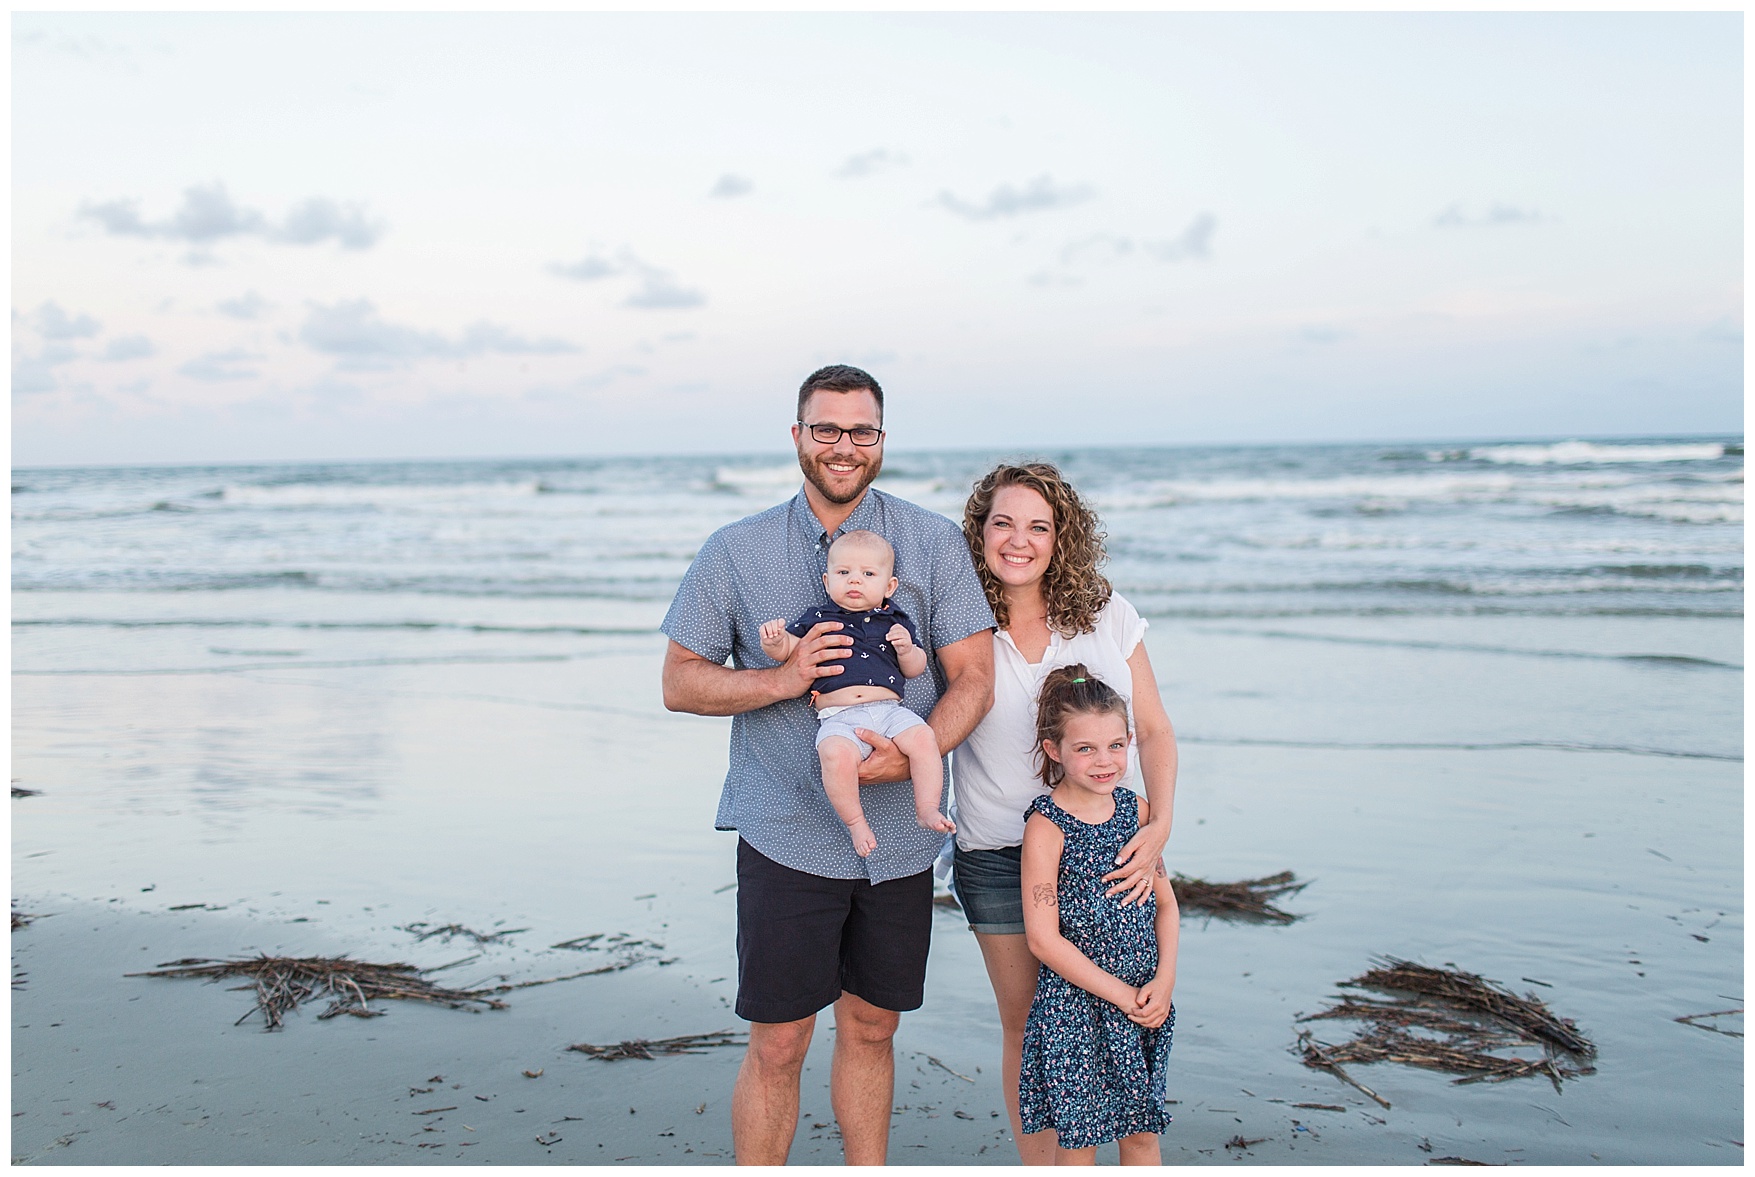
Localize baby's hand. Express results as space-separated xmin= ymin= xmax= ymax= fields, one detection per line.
xmin=759 ymin=618 xmax=788 ymax=654
xmin=886 ymin=623 xmax=914 ymax=652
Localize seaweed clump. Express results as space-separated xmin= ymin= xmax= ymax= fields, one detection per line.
xmin=1172 ymin=870 xmax=1308 ymax=923
xmin=1296 ymin=957 xmax=1597 ymax=1099
xmin=128 ymin=955 xmax=509 ymax=1029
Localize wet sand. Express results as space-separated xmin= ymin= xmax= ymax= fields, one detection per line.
xmin=12 ymin=601 xmax=1744 ymax=1164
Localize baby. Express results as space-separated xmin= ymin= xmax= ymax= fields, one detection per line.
xmin=760 ymin=530 xmax=956 ymax=857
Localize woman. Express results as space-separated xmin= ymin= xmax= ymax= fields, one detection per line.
xmin=950 ymin=462 xmax=1178 ymax=1165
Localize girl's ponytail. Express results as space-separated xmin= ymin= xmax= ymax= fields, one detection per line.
xmin=1033 ymin=663 xmax=1130 ymax=789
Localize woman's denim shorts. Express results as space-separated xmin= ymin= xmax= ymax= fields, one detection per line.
xmin=950 ymin=844 xmax=1025 ymax=935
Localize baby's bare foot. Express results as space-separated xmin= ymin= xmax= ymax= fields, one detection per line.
xmin=917 ymin=809 xmax=956 ymax=835
xmin=847 ymin=820 xmax=877 ymax=857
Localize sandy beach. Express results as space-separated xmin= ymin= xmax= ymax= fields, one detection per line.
xmin=13 ymin=589 xmax=1742 ymax=1165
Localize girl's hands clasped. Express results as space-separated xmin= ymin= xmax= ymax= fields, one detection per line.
xmin=1129 ymin=971 xmax=1174 ymax=1029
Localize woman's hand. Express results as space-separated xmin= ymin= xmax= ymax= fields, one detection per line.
xmin=1128 ymin=971 xmax=1175 ymax=1028
xmin=1102 ymin=818 xmax=1171 ymax=906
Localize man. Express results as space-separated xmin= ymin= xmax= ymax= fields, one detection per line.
xmin=661 ymin=365 xmax=995 ymax=1165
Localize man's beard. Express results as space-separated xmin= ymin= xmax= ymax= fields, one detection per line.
xmin=798 ymin=449 xmax=883 ymax=506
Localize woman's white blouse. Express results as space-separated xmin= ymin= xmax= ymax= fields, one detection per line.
xmin=951 ymin=593 xmax=1149 ymax=851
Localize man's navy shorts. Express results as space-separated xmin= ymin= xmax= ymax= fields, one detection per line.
xmin=735 ymin=838 xmax=934 ymax=1025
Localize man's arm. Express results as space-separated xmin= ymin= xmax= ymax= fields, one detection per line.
xmin=662 ymin=622 xmax=852 ymax=717
xmin=855 ymin=628 xmax=995 ymax=784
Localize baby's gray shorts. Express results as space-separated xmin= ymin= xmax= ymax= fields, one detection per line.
xmin=814 ymin=699 xmax=928 ymax=758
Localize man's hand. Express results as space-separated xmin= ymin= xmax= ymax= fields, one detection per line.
xmin=775 ymin=620 xmax=851 ymax=698
xmin=853 ymin=727 xmax=912 ymax=785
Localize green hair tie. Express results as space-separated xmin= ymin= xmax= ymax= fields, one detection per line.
xmin=1072 ymin=677 xmax=1086 ymax=683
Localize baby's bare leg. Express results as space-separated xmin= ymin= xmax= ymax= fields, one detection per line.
xmin=892 ymin=724 xmax=953 ymax=834
xmin=818 ymin=737 xmax=876 ymax=856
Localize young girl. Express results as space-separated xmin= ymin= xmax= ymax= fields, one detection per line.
xmin=1018 ymin=665 xmax=1179 ymax=1165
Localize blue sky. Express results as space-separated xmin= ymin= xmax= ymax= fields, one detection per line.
xmin=11 ymin=11 xmax=1743 ymax=466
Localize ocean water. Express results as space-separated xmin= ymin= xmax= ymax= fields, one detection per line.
xmin=11 ymin=436 xmax=1743 ymax=1165
xmin=12 ymin=436 xmax=1744 ymax=628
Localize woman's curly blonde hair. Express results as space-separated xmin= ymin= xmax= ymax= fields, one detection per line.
xmin=962 ymin=462 xmax=1111 ymax=635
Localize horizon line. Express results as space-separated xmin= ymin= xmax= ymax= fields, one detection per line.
xmin=11 ymin=429 xmax=1743 ymax=474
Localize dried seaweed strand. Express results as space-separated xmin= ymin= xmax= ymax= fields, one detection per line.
xmin=1295 ymin=1031 xmax=1392 ymax=1108
xmin=1674 ymin=1008 xmax=1743 ymax=1038
xmin=1299 ymin=996 xmax=1523 ymax=1042
xmin=1315 ymin=1027 xmax=1590 ymax=1084
xmin=399 ymin=922 xmax=529 ymax=946
xmin=567 ymin=1029 xmax=747 ymax=1061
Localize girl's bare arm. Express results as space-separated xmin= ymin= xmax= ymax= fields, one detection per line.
xmin=1021 ymin=812 xmax=1138 ymax=1010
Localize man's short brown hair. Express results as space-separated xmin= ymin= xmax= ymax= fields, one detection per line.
xmin=797 ymin=364 xmax=884 ymax=422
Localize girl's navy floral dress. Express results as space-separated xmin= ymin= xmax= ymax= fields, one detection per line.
xmin=1018 ymin=789 xmax=1174 ymax=1149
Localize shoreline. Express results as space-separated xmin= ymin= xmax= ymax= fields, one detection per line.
xmin=13 ymin=614 xmax=1744 ymax=1164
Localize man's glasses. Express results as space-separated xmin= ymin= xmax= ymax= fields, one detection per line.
xmin=799 ymin=422 xmax=884 ymax=446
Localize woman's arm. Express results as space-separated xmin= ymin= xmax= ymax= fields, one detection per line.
xmin=1103 ymin=640 xmax=1178 ymax=904
xmin=1129 ymin=847 xmax=1180 ymax=1028
xmin=1021 ymin=812 xmax=1138 ymax=1010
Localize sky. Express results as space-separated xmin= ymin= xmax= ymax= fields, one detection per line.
xmin=11 ymin=11 xmax=1744 ymax=467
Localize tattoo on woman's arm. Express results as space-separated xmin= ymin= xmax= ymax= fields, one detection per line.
xmin=1031 ymin=883 xmax=1058 ymax=909
xmin=1154 ymin=858 xmax=1167 ymax=878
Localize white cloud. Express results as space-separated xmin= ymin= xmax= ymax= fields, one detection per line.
xmin=937 ymin=174 xmax=1094 ymax=221
xmin=217 ymin=291 xmax=271 ymax=320
xmin=1143 ymin=213 xmax=1217 ymax=261
xmin=20 ymin=301 xmax=102 ymax=340
xmin=101 ymin=335 xmax=156 ymax=361
xmin=1059 ymin=234 xmax=1135 ymax=266
xmin=298 ymin=299 xmax=580 ymax=370
xmin=179 ymin=348 xmax=263 ymax=382
xmin=1434 ymin=202 xmax=1544 ymax=228
xmin=1034 ymin=215 xmax=1214 ymax=287
xmin=12 ymin=344 xmax=79 ymax=395
xmin=549 ymin=255 xmax=621 ymax=282
xmin=833 ymin=149 xmax=907 ymax=179
xmin=550 ymin=250 xmax=706 ymax=308
xmin=709 ymin=173 xmax=753 ymax=198
xmin=80 ymin=182 xmax=386 ymax=251
xmin=624 ymin=269 xmax=706 ymax=309
xmin=1027 ymin=270 xmax=1082 ymax=289
xmin=578 ymin=364 xmax=647 ymax=390
xmin=273 ymin=198 xmax=385 ymax=249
